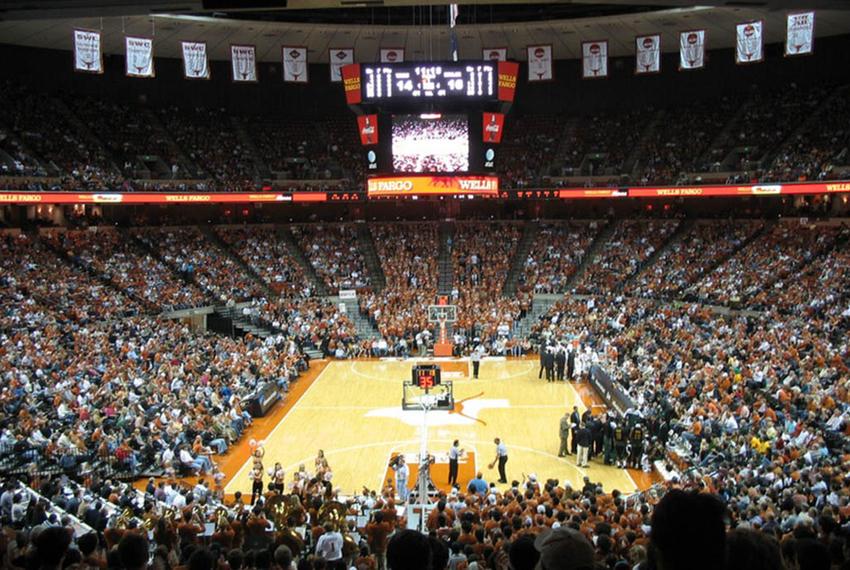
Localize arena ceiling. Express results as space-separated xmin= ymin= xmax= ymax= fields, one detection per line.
xmin=1 ymin=2 xmax=849 ymax=62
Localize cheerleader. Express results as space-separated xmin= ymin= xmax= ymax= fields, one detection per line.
xmin=270 ymin=462 xmax=286 ymax=494
xmin=250 ymin=464 xmax=264 ymax=505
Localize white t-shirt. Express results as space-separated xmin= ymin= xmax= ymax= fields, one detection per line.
xmin=316 ymin=530 xmax=344 ymax=561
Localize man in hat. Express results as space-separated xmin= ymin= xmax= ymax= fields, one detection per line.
xmin=533 ymin=527 xmax=596 ymax=570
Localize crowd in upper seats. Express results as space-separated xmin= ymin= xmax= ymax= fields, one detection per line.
xmin=3 ymin=81 xmax=850 ymax=192
xmin=291 ymin=225 xmax=370 ymax=291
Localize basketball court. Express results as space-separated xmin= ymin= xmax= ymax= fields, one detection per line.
xmin=224 ymin=358 xmax=639 ymax=497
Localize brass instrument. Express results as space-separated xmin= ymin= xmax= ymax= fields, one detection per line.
xmin=115 ymin=508 xmax=132 ymax=529
xmin=318 ymin=501 xmax=358 ymax=557
xmin=267 ymin=494 xmax=304 ymax=553
xmin=214 ymin=506 xmax=230 ymax=531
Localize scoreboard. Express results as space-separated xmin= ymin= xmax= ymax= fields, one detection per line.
xmin=362 ymin=63 xmax=497 ymax=102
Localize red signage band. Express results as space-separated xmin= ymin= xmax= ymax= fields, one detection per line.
xmin=497 ymin=61 xmax=519 ymax=103
xmin=0 ymin=192 xmax=325 ymax=205
xmin=629 ymin=181 xmax=850 ymax=198
xmin=341 ymin=63 xmax=362 ymax=105
xmin=366 ymin=175 xmax=499 ymax=197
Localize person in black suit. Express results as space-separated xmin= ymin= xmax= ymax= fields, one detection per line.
xmin=555 ymin=347 xmax=566 ymax=382
xmin=569 ymin=406 xmax=581 ymax=454
xmin=567 ymin=348 xmax=576 ymax=380
xmin=538 ymin=345 xmax=547 ymax=379
xmin=544 ymin=348 xmax=555 ymax=382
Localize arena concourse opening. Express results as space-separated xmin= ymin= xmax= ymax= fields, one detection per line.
xmin=0 ymin=2 xmax=849 ymax=570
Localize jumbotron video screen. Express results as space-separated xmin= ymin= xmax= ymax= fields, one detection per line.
xmin=391 ymin=114 xmax=469 ymax=173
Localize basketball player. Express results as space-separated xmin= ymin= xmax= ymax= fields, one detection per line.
xmin=448 ymin=440 xmax=463 ymax=486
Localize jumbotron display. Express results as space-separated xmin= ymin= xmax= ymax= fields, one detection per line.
xmin=362 ymin=62 xmax=497 ymax=102
xmin=392 ymin=114 xmax=469 ymax=173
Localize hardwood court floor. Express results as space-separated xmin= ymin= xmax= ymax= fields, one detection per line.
xmin=224 ymin=358 xmax=639 ymax=497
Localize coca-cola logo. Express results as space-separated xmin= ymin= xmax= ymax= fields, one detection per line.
xmin=642 ymin=37 xmax=654 ymax=49
xmin=385 ymin=50 xmax=398 ymax=62
xmin=687 ymin=33 xmax=699 ymax=45
xmin=489 ymin=50 xmax=501 ymax=60
xmin=589 ymin=43 xmax=601 ymax=55
xmin=534 ymin=47 xmax=545 ymax=59
xmin=744 ymin=24 xmax=755 ymax=37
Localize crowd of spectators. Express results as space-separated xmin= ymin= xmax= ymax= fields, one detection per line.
xmin=291 ymin=225 xmax=370 ymax=291
xmin=360 ymin=223 xmax=438 ymax=342
xmin=134 ymin=227 xmax=265 ymax=304
xmin=450 ymin=223 xmax=525 ymax=339
xmin=573 ymin=219 xmax=680 ymax=295
xmin=518 ymin=221 xmax=605 ymax=296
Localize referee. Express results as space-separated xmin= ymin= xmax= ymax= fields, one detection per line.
xmin=492 ymin=437 xmax=508 ymax=484
xmin=470 ymin=341 xmax=484 ymax=379
xmin=448 ymin=439 xmax=462 ymax=486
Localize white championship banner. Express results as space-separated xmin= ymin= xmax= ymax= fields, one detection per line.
xmin=231 ymin=45 xmax=257 ymax=82
xmin=736 ymin=21 xmax=764 ymax=64
xmin=679 ymin=30 xmax=706 ymax=70
xmin=125 ymin=36 xmax=154 ymax=78
xmin=181 ymin=41 xmax=210 ymax=79
xmin=379 ymin=48 xmax=404 ymax=63
xmin=483 ymin=48 xmax=507 ymax=62
xmin=635 ymin=35 xmax=661 ymax=74
xmin=73 ymin=29 xmax=103 ymax=74
xmin=786 ymin=12 xmax=815 ymax=56
xmin=582 ymin=41 xmax=608 ymax=79
xmin=527 ymin=45 xmax=553 ymax=81
xmin=283 ymin=46 xmax=308 ymax=83
xmin=329 ymin=48 xmax=354 ymax=82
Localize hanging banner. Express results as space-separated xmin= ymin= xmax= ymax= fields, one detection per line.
xmin=231 ymin=45 xmax=257 ymax=82
xmin=73 ymin=29 xmax=103 ymax=74
xmin=482 ymin=112 xmax=505 ymax=144
xmin=497 ymin=61 xmax=519 ymax=103
xmin=380 ymin=48 xmax=404 ymax=63
xmin=679 ymin=30 xmax=706 ymax=70
xmin=342 ymin=64 xmax=362 ymax=105
xmin=635 ymin=34 xmax=661 ymax=75
xmin=329 ymin=48 xmax=354 ymax=82
xmin=483 ymin=47 xmax=507 ymax=62
xmin=527 ymin=45 xmax=553 ymax=81
xmin=181 ymin=41 xmax=210 ymax=79
xmin=736 ymin=21 xmax=764 ymax=64
xmin=125 ymin=36 xmax=154 ymax=78
xmin=582 ymin=41 xmax=608 ymax=78
xmin=786 ymin=12 xmax=815 ymax=56
xmin=357 ymin=114 xmax=378 ymax=146
xmin=283 ymin=46 xmax=308 ymax=83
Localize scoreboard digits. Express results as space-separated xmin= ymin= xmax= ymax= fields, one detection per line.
xmin=362 ymin=62 xmax=496 ymax=102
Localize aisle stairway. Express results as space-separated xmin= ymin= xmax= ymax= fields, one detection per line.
xmin=437 ymin=222 xmax=454 ymax=295
xmin=276 ymin=226 xmax=329 ymax=297
xmin=513 ymin=294 xmax=562 ymax=339
xmin=199 ymin=226 xmax=276 ymax=299
xmin=503 ymin=221 xmax=538 ymax=296
xmin=328 ymin=295 xmax=381 ymax=340
xmin=212 ymin=304 xmax=274 ymax=340
xmin=356 ymin=223 xmax=386 ymax=291
xmin=562 ymin=220 xmax=614 ymax=291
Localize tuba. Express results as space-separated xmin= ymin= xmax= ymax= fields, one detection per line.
xmin=319 ymin=501 xmax=358 ymax=557
xmin=267 ymin=494 xmax=305 ymax=554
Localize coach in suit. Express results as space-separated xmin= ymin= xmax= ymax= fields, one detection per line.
xmin=567 ymin=348 xmax=576 ymax=380
xmin=569 ymin=407 xmax=581 ymax=454
xmin=538 ymin=346 xmax=547 ymax=379
xmin=558 ymin=412 xmax=572 ymax=457
xmin=555 ymin=347 xmax=566 ymax=382
xmin=544 ymin=348 xmax=555 ymax=382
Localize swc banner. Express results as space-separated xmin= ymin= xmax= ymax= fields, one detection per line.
xmin=786 ymin=12 xmax=815 ymax=56
xmin=329 ymin=48 xmax=354 ymax=82
xmin=283 ymin=47 xmax=308 ymax=83
xmin=367 ymin=175 xmax=499 ymax=197
xmin=482 ymin=112 xmax=505 ymax=144
xmin=182 ymin=41 xmax=210 ymax=79
xmin=380 ymin=48 xmax=404 ymax=63
xmin=679 ymin=30 xmax=706 ymax=70
xmin=483 ymin=48 xmax=507 ymax=62
xmin=582 ymin=41 xmax=608 ymax=79
xmin=74 ymin=29 xmax=103 ymax=74
xmin=341 ymin=64 xmax=362 ymax=105
xmin=357 ymin=115 xmax=378 ymax=145
xmin=736 ymin=21 xmax=764 ymax=64
xmin=125 ymin=36 xmax=154 ymax=78
xmin=635 ymin=35 xmax=661 ymax=74
xmin=527 ymin=45 xmax=553 ymax=81
xmin=497 ymin=61 xmax=519 ymax=103
xmin=231 ymin=45 xmax=257 ymax=82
